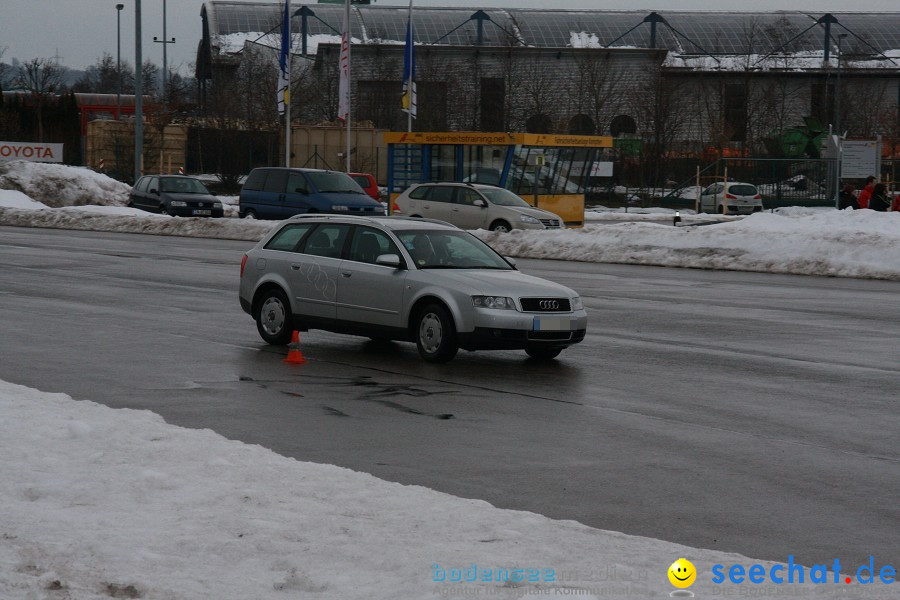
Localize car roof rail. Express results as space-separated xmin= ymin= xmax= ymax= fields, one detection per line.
xmin=380 ymin=215 xmax=457 ymax=228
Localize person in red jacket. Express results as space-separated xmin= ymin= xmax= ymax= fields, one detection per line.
xmin=857 ymin=176 xmax=876 ymax=209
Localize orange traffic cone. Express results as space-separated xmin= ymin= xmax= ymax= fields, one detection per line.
xmin=283 ymin=330 xmax=307 ymax=364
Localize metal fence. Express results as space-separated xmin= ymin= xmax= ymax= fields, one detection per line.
xmin=655 ymin=158 xmax=898 ymax=209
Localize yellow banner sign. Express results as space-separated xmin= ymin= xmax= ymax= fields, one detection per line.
xmin=383 ymin=132 xmax=516 ymax=145
xmin=519 ymin=134 xmax=613 ymax=148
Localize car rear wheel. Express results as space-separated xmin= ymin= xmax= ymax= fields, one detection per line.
xmin=717 ymin=204 xmax=725 ymax=214
xmin=255 ymin=288 xmax=294 ymax=345
xmin=525 ymin=346 xmax=563 ymax=360
xmin=415 ymin=304 xmax=458 ymax=363
xmin=490 ymin=220 xmax=511 ymax=233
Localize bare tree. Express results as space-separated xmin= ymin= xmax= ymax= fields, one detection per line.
xmin=571 ymin=50 xmax=627 ymax=135
xmin=13 ymin=57 xmax=68 ymax=141
xmin=74 ymin=53 xmax=123 ymax=93
xmin=631 ymin=65 xmax=688 ymax=187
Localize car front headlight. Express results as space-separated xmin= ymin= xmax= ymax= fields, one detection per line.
xmin=213 ymin=202 xmax=223 ymax=208
xmin=472 ymin=295 xmax=516 ymax=310
xmin=519 ymin=214 xmax=540 ymax=224
xmin=572 ymin=296 xmax=583 ymax=311
xmin=169 ymin=200 xmax=187 ymax=207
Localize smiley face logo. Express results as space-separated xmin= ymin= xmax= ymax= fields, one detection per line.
xmin=668 ymin=558 xmax=696 ymax=588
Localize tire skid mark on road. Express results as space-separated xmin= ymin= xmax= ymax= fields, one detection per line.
xmin=308 ymin=360 xmax=585 ymax=406
xmin=582 ymin=331 xmax=900 ymax=375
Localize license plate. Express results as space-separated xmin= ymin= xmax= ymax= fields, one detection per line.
xmin=533 ymin=317 xmax=570 ymax=331
xmin=193 ymin=209 xmax=211 ymax=216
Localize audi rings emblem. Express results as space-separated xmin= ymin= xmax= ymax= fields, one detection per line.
xmin=540 ymin=300 xmax=560 ymax=310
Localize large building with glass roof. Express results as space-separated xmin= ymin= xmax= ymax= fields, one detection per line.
xmin=196 ymin=2 xmax=899 ymax=153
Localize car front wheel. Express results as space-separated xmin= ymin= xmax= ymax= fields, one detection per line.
xmin=243 ymin=209 xmax=257 ymax=219
xmin=415 ymin=304 xmax=458 ymax=363
xmin=490 ymin=220 xmax=511 ymax=233
xmin=255 ymin=288 xmax=294 ymax=345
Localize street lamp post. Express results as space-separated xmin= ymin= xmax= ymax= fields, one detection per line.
xmin=833 ymin=33 xmax=848 ymax=209
xmin=153 ymin=0 xmax=176 ymax=109
xmin=835 ymin=33 xmax=848 ymax=136
xmin=135 ymin=0 xmax=143 ymax=183
xmin=116 ymin=4 xmax=124 ymax=120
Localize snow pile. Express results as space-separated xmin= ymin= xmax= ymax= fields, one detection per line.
xmin=4 ymin=378 xmax=893 ymax=600
xmin=0 ymin=189 xmax=49 ymax=210
xmin=477 ymin=210 xmax=900 ymax=280
xmin=570 ymin=31 xmax=600 ymax=48
xmin=0 ymin=198 xmax=274 ymax=241
xmin=0 ymin=160 xmax=130 ymax=208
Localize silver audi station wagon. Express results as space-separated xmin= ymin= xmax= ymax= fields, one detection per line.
xmin=239 ymin=215 xmax=587 ymax=362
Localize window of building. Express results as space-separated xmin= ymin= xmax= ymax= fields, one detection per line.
xmin=480 ymin=78 xmax=505 ymax=131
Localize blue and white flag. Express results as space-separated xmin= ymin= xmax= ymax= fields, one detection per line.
xmin=277 ymin=0 xmax=291 ymax=116
xmin=401 ymin=0 xmax=416 ymax=119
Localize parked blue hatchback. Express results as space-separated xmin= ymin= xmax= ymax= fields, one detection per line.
xmin=239 ymin=167 xmax=384 ymax=219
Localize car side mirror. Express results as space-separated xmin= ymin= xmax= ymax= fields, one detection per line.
xmin=375 ymin=254 xmax=403 ymax=269
xmin=474 ymin=199 xmax=487 ymax=208
xmin=210 ymin=191 xmax=217 ymax=196
xmin=150 ymin=188 xmax=159 ymax=195
xmin=504 ymin=256 xmax=517 ymax=267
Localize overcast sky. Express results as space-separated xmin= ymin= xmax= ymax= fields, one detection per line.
xmin=1 ymin=0 xmax=898 ymax=73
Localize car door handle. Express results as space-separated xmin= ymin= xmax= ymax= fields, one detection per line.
xmin=290 ymin=264 xmax=301 ymax=270
xmin=341 ymin=271 xmax=352 ymax=278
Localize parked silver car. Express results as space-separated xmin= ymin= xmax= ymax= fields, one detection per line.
xmin=239 ymin=215 xmax=587 ymax=362
xmin=394 ymin=182 xmax=564 ymax=232
xmin=698 ymin=181 xmax=764 ymax=214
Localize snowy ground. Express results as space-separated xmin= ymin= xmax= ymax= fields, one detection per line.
xmin=3 ymin=378 xmax=896 ymax=600
xmin=2 ymin=161 xmax=897 ymax=280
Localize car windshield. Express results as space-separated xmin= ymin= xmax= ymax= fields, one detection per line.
xmin=479 ymin=187 xmax=532 ymax=207
xmin=396 ymin=230 xmax=512 ymax=270
xmin=307 ymin=172 xmax=366 ymax=194
xmin=160 ymin=178 xmax=210 ymax=194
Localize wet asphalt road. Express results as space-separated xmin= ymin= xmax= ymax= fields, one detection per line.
xmin=1 ymin=225 xmax=898 ymax=569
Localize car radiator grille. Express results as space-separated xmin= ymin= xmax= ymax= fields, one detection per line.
xmin=540 ymin=218 xmax=561 ymax=228
xmin=520 ymin=298 xmax=571 ymax=312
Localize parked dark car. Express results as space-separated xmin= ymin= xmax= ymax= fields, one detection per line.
xmin=129 ymin=175 xmax=224 ymax=217
xmin=239 ymin=167 xmax=384 ymax=220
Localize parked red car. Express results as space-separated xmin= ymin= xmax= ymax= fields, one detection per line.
xmin=349 ymin=173 xmax=380 ymax=201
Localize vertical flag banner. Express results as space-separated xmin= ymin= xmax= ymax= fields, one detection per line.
xmin=401 ymin=0 xmax=417 ymax=120
xmin=277 ymin=0 xmax=291 ymax=115
xmin=337 ymin=0 xmax=351 ymax=122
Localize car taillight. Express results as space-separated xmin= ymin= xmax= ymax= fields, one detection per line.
xmin=392 ymin=203 xmax=401 ymax=213
xmin=240 ymin=254 xmax=248 ymax=278
xmin=725 ymin=193 xmax=737 ymax=199
xmin=754 ymin=194 xmax=762 ymax=200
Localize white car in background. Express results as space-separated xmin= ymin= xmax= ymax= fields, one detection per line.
xmin=698 ymin=182 xmax=764 ymax=214
xmin=394 ymin=182 xmax=564 ymax=232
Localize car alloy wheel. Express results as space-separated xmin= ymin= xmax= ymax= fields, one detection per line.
xmin=490 ymin=221 xmax=511 ymax=233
